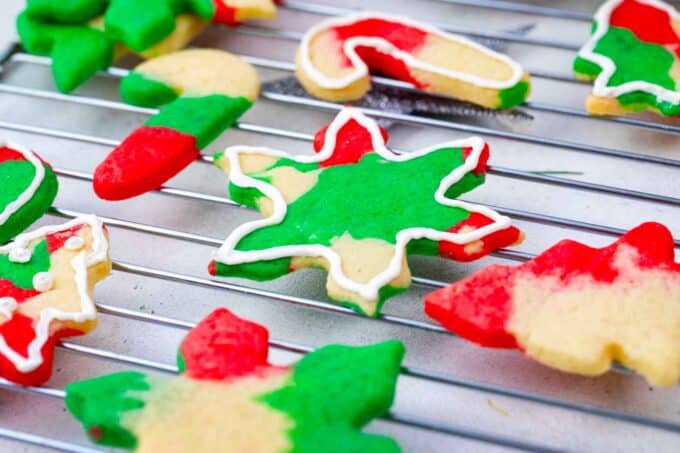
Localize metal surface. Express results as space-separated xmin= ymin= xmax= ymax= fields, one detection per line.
xmin=0 ymin=0 xmax=679 ymax=451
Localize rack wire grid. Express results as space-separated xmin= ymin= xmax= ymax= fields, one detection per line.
xmin=0 ymin=0 xmax=679 ymax=451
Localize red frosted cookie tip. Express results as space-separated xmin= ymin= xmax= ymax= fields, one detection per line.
xmin=93 ymin=126 xmax=199 ymax=201
xmin=180 ymin=308 xmax=272 ymax=380
xmin=313 ymin=119 xmax=389 ymax=167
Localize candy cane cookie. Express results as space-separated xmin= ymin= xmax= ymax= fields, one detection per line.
xmin=0 ymin=141 xmax=58 ymax=244
xmin=66 ymin=308 xmax=403 ymax=452
xmin=575 ymin=0 xmax=680 ymax=116
xmin=0 ymin=216 xmax=111 ymax=385
xmin=295 ymin=13 xmax=530 ymax=109
xmin=93 ymin=49 xmax=259 ymax=200
xmin=425 ymin=222 xmax=680 ymax=387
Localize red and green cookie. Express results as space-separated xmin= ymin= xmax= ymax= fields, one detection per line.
xmin=23 ymin=0 xmax=279 ymax=49
xmin=93 ymin=49 xmax=259 ymax=200
xmin=0 ymin=216 xmax=111 ymax=385
xmin=575 ymin=0 xmax=680 ymax=116
xmin=18 ymin=0 xmax=276 ymax=93
xmin=296 ymin=13 xmax=530 ymax=108
xmin=16 ymin=9 xmax=205 ymax=93
xmin=66 ymin=308 xmax=404 ymax=452
xmin=0 ymin=141 xmax=58 ymax=244
xmin=210 ymin=107 xmax=522 ymax=316
xmin=425 ymin=222 xmax=680 ymax=387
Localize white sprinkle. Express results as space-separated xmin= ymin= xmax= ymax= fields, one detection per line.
xmin=32 ymin=272 xmax=53 ymax=292
xmin=9 ymin=248 xmax=32 ymax=263
xmin=65 ymin=236 xmax=85 ymax=250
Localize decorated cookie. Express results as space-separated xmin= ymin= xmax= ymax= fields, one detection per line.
xmin=295 ymin=13 xmax=530 ymax=109
xmin=66 ymin=308 xmax=404 ymax=452
xmin=20 ymin=0 xmax=278 ymax=82
xmin=210 ymin=107 xmax=522 ymax=316
xmin=575 ymin=0 xmax=680 ymax=116
xmin=0 ymin=215 xmax=111 ymax=385
xmin=93 ymin=49 xmax=259 ymax=200
xmin=0 ymin=141 xmax=58 ymax=244
xmin=103 ymin=0 xmax=278 ymax=52
xmin=425 ymin=222 xmax=680 ymax=387
xmin=17 ymin=10 xmax=206 ymax=93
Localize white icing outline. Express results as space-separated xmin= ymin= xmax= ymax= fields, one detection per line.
xmin=577 ymin=0 xmax=680 ymax=103
xmin=215 ymin=107 xmax=513 ymax=301
xmin=298 ymin=12 xmax=525 ymax=91
xmin=0 ymin=140 xmax=47 ymax=226
xmin=0 ymin=298 xmax=17 ymax=320
xmin=0 ymin=215 xmax=109 ymax=373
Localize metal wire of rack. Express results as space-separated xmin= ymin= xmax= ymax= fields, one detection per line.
xmin=0 ymin=1 xmax=679 ymax=451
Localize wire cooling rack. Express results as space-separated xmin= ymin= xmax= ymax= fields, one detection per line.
xmin=0 ymin=0 xmax=679 ymax=451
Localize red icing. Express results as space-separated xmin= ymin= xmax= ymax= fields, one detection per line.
xmin=210 ymin=0 xmax=282 ymax=24
xmin=462 ymin=145 xmax=489 ymax=175
xmin=93 ymin=126 xmax=199 ymax=201
xmin=425 ymin=222 xmax=680 ymax=349
xmin=179 ymin=308 xmax=280 ymax=380
xmin=46 ymin=225 xmax=84 ymax=253
xmin=610 ymin=0 xmax=680 ymax=58
xmin=438 ymin=212 xmax=522 ymax=263
xmin=211 ymin=0 xmax=239 ymax=25
xmin=313 ymin=118 xmax=389 ymax=167
xmin=0 ymin=146 xmax=52 ymax=168
xmin=329 ymin=18 xmax=429 ymax=87
xmin=207 ymin=260 xmax=217 ymax=276
xmin=0 ymin=147 xmax=28 ymax=164
xmin=0 ymin=280 xmax=40 ymax=303
xmin=0 ymin=311 xmax=84 ymax=385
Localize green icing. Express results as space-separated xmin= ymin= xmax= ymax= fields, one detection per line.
xmin=260 ymin=341 xmax=404 ymax=453
xmin=120 ymin=71 xmax=179 ymax=107
xmin=104 ymin=0 xmax=185 ymax=52
xmin=497 ymin=80 xmax=530 ymax=109
xmin=65 ymin=372 xmax=150 ymax=449
xmin=0 ymin=161 xmax=58 ymax=244
xmin=575 ymin=26 xmax=680 ymax=114
xmin=17 ymin=11 xmax=115 ymax=93
xmin=185 ymin=0 xmax=216 ymax=20
xmin=25 ymin=0 xmax=108 ymax=23
xmin=0 ymin=240 xmax=51 ymax=289
xmin=232 ymin=148 xmax=476 ymax=251
xmin=573 ymin=56 xmax=602 ymax=80
xmin=146 ymin=95 xmax=252 ymax=148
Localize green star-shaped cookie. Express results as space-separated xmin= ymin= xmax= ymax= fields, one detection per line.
xmin=211 ymin=107 xmax=522 ymax=316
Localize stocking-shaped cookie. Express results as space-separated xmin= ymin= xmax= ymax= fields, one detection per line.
xmin=425 ymin=222 xmax=680 ymax=387
xmin=0 ymin=216 xmax=111 ymax=385
xmin=66 ymin=308 xmax=404 ymax=452
xmin=211 ymin=107 xmax=523 ymax=316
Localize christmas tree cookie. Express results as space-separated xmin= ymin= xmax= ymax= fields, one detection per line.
xmin=66 ymin=308 xmax=404 ymax=452
xmin=210 ymin=107 xmax=523 ymax=316
xmin=93 ymin=49 xmax=259 ymax=200
xmin=0 ymin=141 xmax=58 ymax=244
xmin=575 ymin=0 xmax=680 ymax=116
xmin=296 ymin=13 xmax=530 ymax=108
xmin=0 ymin=216 xmax=111 ymax=385
xmin=425 ymin=222 xmax=680 ymax=387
